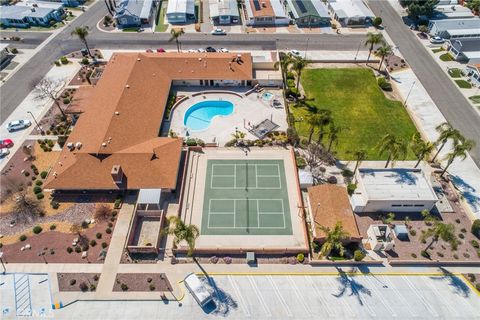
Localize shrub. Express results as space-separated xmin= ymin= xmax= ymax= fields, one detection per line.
xmin=453 ymin=253 xmax=459 ymax=259
xmin=36 ymin=193 xmax=44 ymax=200
xmin=35 ymin=180 xmax=43 ymax=186
xmin=461 ymin=228 xmax=467 ymax=233
xmin=411 ymin=253 xmax=417 ymax=258
xmin=327 ymin=176 xmax=337 ymax=184
xmin=19 ymin=234 xmax=27 ymax=241
xmin=90 ymin=284 xmax=96 ymax=291
xmin=24 ymin=171 xmax=30 ymax=177
xmin=149 ymin=284 xmax=155 ymax=291
xmin=95 ymin=205 xmax=113 ymax=221
xmin=312 ymin=241 xmax=320 ymax=252
xmin=287 ymin=79 xmax=295 ymax=88
xmin=373 ymin=17 xmax=382 ymax=28
xmin=40 ymin=171 xmax=48 ymax=179
xmin=90 ymin=240 xmax=97 ymax=247
xmin=63 ymin=98 xmax=70 ymax=105
xmin=11 ymin=47 xmax=19 ymax=54
xmin=210 ymin=256 xmax=219 ymax=264
xmin=223 ymin=256 xmax=232 ymax=264
xmin=185 ymin=138 xmax=197 ymax=146
xmin=437 ymin=252 xmax=444 ymax=257
xmin=51 ymin=201 xmax=60 ymax=209
xmin=297 ymin=253 xmax=305 ymax=263
xmin=67 ymin=247 xmax=73 ymax=253
xmin=463 ymin=252 xmax=470 ymax=258
xmin=147 ymin=277 xmax=153 ymax=283
xmin=75 ymin=246 xmax=82 ymax=253
xmin=476 ymin=283 xmax=480 ymax=291
xmin=79 ymin=282 xmax=88 ymax=292
xmin=114 ymin=198 xmax=122 ymax=209
xmin=420 ymin=250 xmax=430 ymax=259
xmin=409 ymin=229 xmax=417 ymax=236
xmin=101 ymin=242 xmax=108 ymax=249
xmin=81 ymin=221 xmax=89 ymax=229
xmin=112 ymin=211 xmax=118 ymax=217
xmin=105 ymin=227 xmax=112 ymax=234
xmin=471 ymin=240 xmax=479 ymax=249
xmin=69 ymin=279 xmax=76 ymax=285
xmin=377 ymin=77 xmax=392 ymax=91
xmin=96 ymin=232 xmax=102 ymax=239
xmin=121 ymin=283 xmax=128 ymax=291
xmin=455 ymin=218 xmax=461 ymax=224
xmin=60 ymin=56 xmax=69 ymax=64
xmin=94 ymin=275 xmax=99 ymax=281
xmin=468 ymin=273 xmax=476 ymax=282
xmin=354 ymin=250 xmax=365 ymax=261
xmin=459 ymin=233 xmax=465 ymax=239
xmin=472 ymin=219 xmax=480 ymax=238
xmin=33 ymin=186 xmax=42 ymax=194
xmin=347 ymin=183 xmax=357 ymax=196
xmin=81 ymin=57 xmax=89 ymax=65
xmin=33 ymin=226 xmax=43 ymax=234
xmin=47 ymin=140 xmax=54 ymax=148
xmin=286 ymin=71 xmax=294 ymax=79
xmin=54 ymin=61 xmax=61 ymax=66
xmin=295 ymin=156 xmax=306 ymax=168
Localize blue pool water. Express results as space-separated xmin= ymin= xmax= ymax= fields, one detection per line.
xmin=262 ymin=92 xmax=274 ymax=101
xmin=184 ymin=100 xmax=234 ymax=131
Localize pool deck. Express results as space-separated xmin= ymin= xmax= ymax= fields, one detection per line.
xmin=168 ymin=88 xmax=288 ymax=145
xmin=180 ymin=147 xmax=308 ymax=253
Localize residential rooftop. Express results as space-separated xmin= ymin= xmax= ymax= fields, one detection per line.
xmin=115 ymin=0 xmax=154 ymax=19
xmin=287 ymin=0 xmax=329 ymax=19
xmin=245 ymin=0 xmax=286 ymax=18
xmin=357 ymin=168 xmax=438 ymax=201
xmin=210 ymin=0 xmax=239 ymax=17
xmin=167 ymin=0 xmax=195 ymax=15
xmin=328 ymin=0 xmax=374 ymax=19
xmin=0 ymin=1 xmax=62 ymax=19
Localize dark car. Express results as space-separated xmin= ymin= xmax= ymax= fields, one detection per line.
xmin=205 ymin=47 xmax=216 ymax=52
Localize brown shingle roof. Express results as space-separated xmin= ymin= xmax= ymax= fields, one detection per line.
xmin=45 ymin=52 xmax=253 ymax=190
xmin=307 ymin=185 xmax=361 ymax=241
xmin=249 ymin=0 xmax=274 ymax=17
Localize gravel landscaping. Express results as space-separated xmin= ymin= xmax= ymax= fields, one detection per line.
xmin=113 ymin=273 xmax=172 ymax=292
xmin=57 ymin=273 xmax=100 ymax=292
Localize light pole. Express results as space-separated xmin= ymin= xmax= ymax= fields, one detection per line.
xmin=304 ymin=37 xmax=310 ymax=60
xmin=354 ymin=40 xmax=362 ymax=61
xmin=27 ymin=111 xmax=43 ymax=134
xmin=403 ymin=81 xmax=416 ymax=107
xmin=0 ymin=252 xmax=5 ymax=274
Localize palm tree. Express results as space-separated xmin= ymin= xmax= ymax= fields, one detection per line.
xmin=441 ymin=139 xmax=475 ymax=177
xmin=365 ymin=32 xmax=384 ymax=62
xmin=306 ymin=112 xmax=321 ymax=144
xmin=421 ymin=221 xmax=458 ymax=251
xmin=292 ymin=56 xmax=308 ymax=93
xmin=376 ymin=44 xmax=392 ymax=71
xmin=432 ymin=122 xmax=462 ymax=162
xmin=353 ymin=150 xmax=367 ymax=174
xmin=376 ymin=133 xmax=408 ymax=168
xmin=316 ymin=109 xmax=332 ymax=144
xmin=231 ymin=130 xmax=246 ymax=141
xmin=410 ymin=133 xmax=435 ymax=168
xmin=327 ymin=122 xmax=341 ymax=152
xmin=318 ymin=222 xmax=350 ymax=257
xmin=169 ymin=28 xmax=185 ymax=53
xmin=165 ymin=216 xmax=199 ymax=256
xmin=71 ymin=26 xmax=91 ymax=56
xmin=274 ymin=53 xmax=295 ymax=88
xmin=104 ymin=0 xmax=113 ymax=15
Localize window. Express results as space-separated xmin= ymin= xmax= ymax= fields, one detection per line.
xmin=392 ymin=204 xmax=401 ymax=207
xmin=402 ymin=204 xmax=413 ymax=207
xmin=414 ymin=204 xmax=424 ymax=207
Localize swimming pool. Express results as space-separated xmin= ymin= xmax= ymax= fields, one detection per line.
xmin=262 ymin=92 xmax=274 ymax=101
xmin=184 ymin=100 xmax=234 ymax=131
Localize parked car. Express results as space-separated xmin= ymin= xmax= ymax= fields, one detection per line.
xmin=6 ymin=120 xmax=31 ymax=132
xmin=205 ymin=46 xmax=216 ymax=52
xmin=145 ymin=48 xmax=154 ymax=53
xmin=184 ymin=273 xmax=214 ymax=308
xmin=211 ymin=28 xmax=226 ymax=35
xmin=0 ymin=139 xmax=13 ymax=148
xmin=197 ymin=48 xmax=206 ymax=53
xmin=0 ymin=148 xmax=10 ymax=158
xmin=156 ymin=48 xmax=166 ymax=53
xmin=290 ymin=49 xmax=301 ymax=57
xmin=187 ymin=49 xmax=197 ymax=53
xmin=219 ymin=48 xmax=229 ymax=53
xmin=430 ymin=36 xmax=445 ymax=44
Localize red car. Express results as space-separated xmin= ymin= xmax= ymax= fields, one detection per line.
xmin=156 ymin=48 xmax=165 ymax=53
xmin=0 ymin=139 xmax=13 ymax=148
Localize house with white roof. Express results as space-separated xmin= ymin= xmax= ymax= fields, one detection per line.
xmin=210 ymin=0 xmax=239 ymax=25
xmin=286 ymin=0 xmax=330 ymax=27
xmin=432 ymin=4 xmax=474 ymax=20
xmin=428 ymin=18 xmax=480 ymax=39
xmin=166 ymin=0 xmax=195 ymax=24
xmin=114 ymin=0 xmax=159 ymax=28
xmin=447 ymin=38 xmax=480 ymax=64
xmin=351 ymin=168 xmax=438 ymax=213
xmin=244 ymin=0 xmax=289 ymax=26
xmin=0 ymin=1 xmax=64 ymax=28
xmin=327 ymin=0 xmax=374 ymax=27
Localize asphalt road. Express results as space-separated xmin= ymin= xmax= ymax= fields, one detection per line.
xmin=368 ymin=1 xmax=480 ymax=166
xmin=0 ymin=32 xmax=51 ymax=49
xmin=0 ymin=1 xmax=368 ymax=122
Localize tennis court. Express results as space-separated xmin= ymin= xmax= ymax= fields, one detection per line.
xmin=201 ymin=159 xmax=293 ymax=235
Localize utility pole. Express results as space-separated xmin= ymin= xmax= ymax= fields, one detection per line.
xmin=27 ymin=111 xmax=43 ymax=134
xmin=403 ymin=81 xmax=416 ymax=107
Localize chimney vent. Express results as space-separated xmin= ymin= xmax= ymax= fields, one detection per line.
xmin=111 ymin=165 xmax=123 ymax=184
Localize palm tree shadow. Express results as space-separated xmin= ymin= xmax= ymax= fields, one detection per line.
xmin=430 ymin=267 xmax=470 ymax=298
xmin=194 ymin=258 xmax=238 ymax=316
xmin=332 ymin=268 xmax=372 ymax=306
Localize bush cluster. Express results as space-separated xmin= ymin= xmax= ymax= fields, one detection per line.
xmin=377 ymin=77 xmax=392 ymax=91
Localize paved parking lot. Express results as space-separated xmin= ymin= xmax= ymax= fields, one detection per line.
xmin=49 ymin=273 xmax=480 ymax=319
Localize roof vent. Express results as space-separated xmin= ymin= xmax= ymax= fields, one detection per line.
xmin=102 ymin=142 xmax=107 ymax=147
xmin=115 ymin=111 xmax=120 ymax=115
xmin=67 ymin=142 xmax=74 ymax=150
xmin=75 ymin=142 xmax=82 ymax=149
xmin=198 ymin=58 xmax=202 ymax=61
xmin=125 ymin=84 xmax=130 ymax=88
xmin=137 ymin=58 xmax=141 ymax=61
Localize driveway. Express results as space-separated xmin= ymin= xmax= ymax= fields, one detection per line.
xmin=44 ymin=273 xmax=480 ymax=319
xmin=367 ymin=0 xmax=480 ymax=166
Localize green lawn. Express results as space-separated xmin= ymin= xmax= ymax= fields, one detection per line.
xmin=432 ymin=47 xmax=444 ymax=53
xmin=455 ymin=79 xmax=472 ymax=89
xmin=155 ymin=2 xmax=168 ymax=32
xmin=295 ymin=68 xmax=418 ymax=160
xmin=469 ymin=95 xmax=480 ymax=104
xmin=448 ymin=68 xmax=462 ymax=78
xmin=440 ymin=53 xmax=454 ymax=61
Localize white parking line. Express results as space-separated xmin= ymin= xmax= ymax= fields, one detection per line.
xmin=348 ymin=277 xmax=376 ymax=318
xmin=403 ymin=276 xmax=439 ymax=318
xmin=327 ymin=277 xmax=356 ymax=317
xmin=420 ymin=276 xmax=457 ymax=315
xmin=248 ymin=276 xmax=271 ymax=317
xmin=307 ymin=276 xmax=335 ymax=317
xmin=287 ymin=276 xmax=312 ymax=316
xmin=267 ymin=276 xmax=292 ymax=317
xmin=228 ymin=276 xmax=251 ymax=318
xmin=380 ymin=276 xmax=417 ymax=318
xmin=363 ymin=276 xmax=397 ymax=317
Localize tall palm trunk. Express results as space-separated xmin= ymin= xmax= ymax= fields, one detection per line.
xmin=367 ymin=44 xmax=374 ymax=62
xmin=104 ymin=0 xmax=113 ymax=15
xmin=296 ymin=70 xmax=302 ymax=92
xmin=440 ymin=158 xmax=454 ymax=177
xmin=109 ymin=0 xmax=116 ymax=8
xmin=432 ymin=141 xmax=446 ymax=162
xmin=384 ymin=154 xmax=392 ymax=168
xmin=354 ymin=161 xmax=360 ymax=174
xmin=414 ymin=154 xmax=423 ymax=168
xmin=425 ymin=237 xmax=437 ymax=251
xmin=54 ymin=100 xmax=66 ymax=119
xmin=379 ymin=56 xmax=385 ymax=71
xmin=308 ymin=126 xmax=314 ymax=144
xmin=328 ymin=136 xmax=335 ymax=152
xmin=317 ymin=125 xmax=326 ymax=144
xmin=176 ymin=38 xmax=180 ymax=52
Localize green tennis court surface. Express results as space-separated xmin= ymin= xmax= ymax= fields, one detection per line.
xmin=201 ymin=159 xmax=292 ymax=235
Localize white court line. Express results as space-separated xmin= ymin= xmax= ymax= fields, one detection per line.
xmin=363 ymin=276 xmax=397 ymax=317
xmin=233 ymin=200 xmax=236 ymax=228
xmin=307 ymin=276 xmax=335 ymax=317
xmin=403 ymin=276 xmax=439 ymax=317
xmin=267 ymin=276 xmax=293 ymax=317
xmin=380 ymin=276 xmax=417 ymax=318
xmin=248 ymin=276 xmax=271 ymax=317
xmin=254 ymin=164 xmax=258 ymax=189
xmin=228 ymin=276 xmax=251 ymax=317
xmin=256 ymin=200 xmax=260 ymax=228
xmin=287 ymin=276 xmax=312 ymax=316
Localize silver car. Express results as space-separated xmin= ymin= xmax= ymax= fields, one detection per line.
xmin=6 ymin=119 xmax=31 ymax=132
xmin=0 ymin=148 xmax=10 ymax=158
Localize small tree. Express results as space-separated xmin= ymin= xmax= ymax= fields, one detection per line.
xmin=432 ymin=122 xmax=462 ymax=162
xmin=418 ymin=25 xmax=429 ymax=35
xmin=441 ymin=139 xmax=475 ymax=177
xmin=410 ymin=133 xmax=435 ymax=168
xmin=376 ymin=133 xmax=408 ymax=168
xmin=13 ymin=193 xmax=44 ymax=223
xmin=164 ymin=217 xmax=199 ymax=256
xmin=169 ymin=28 xmax=185 ymax=53
xmin=33 ymin=78 xmax=67 ymax=118
xmin=71 ymin=26 xmax=91 ymax=56
xmin=373 ymin=17 xmax=382 ymax=28
xmin=291 ymin=56 xmax=308 ymax=93
xmin=421 ymin=221 xmax=458 ymax=251
xmin=352 ymin=150 xmax=367 ymax=174
xmin=376 ymin=44 xmax=392 ymax=71
xmin=318 ymin=222 xmax=350 ymax=257
xmin=94 ymin=204 xmax=113 ymax=221
xmin=365 ymin=32 xmax=384 ymax=62
xmin=327 ymin=122 xmax=341 ymax=152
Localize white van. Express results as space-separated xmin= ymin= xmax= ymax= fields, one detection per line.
xmin=184 ymin=273 xmax=213 ymax=307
